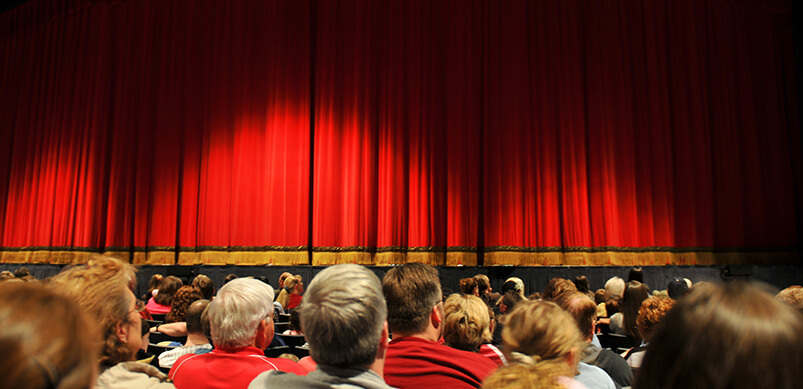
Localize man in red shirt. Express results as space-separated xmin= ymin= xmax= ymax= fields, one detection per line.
xmin=382 ymin=263 xmax=498 ymax=388
xmin=169 ymin=278 xmax=305 ymax=388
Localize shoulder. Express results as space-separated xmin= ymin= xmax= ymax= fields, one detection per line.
xmin=96 ymin=362 xmax=174 ymax=389
xmin=263 ymin=357 xmax=307 ymax=375
xmin=576 ymin=362 xmax=616 ymax=389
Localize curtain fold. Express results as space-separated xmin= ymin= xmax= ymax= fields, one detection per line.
xmin=0 ymin=0 xmax=799 ymax=266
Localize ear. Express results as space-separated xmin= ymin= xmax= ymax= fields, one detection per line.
xmin=567 ymin=346 xmax=579 ymax=368
xmin=431 ymin=303 xmax=443 ymax=326
xmin=379 ymin=321 xmax=389 ymax=350
xmin=116 ymin=321 xmax=130 ymax=344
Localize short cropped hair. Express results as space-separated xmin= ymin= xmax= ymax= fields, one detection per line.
xmin=192 ymin=274 xmax=215 ymax=300
xmin=186 ymin=299 xmax=210 ymax=334
xmin=605 ymin=277 xmax=625 ymax=298
xmin=443 ymin=294 xmax=492 ymax=351
xmin=208 ymin=278 xmax=274 ymax=349
xmin=49 ymin=255 xmax=137 ymax=366
xmin=556 ymin=291 xmax=597 ymax=339
xmin=300 ymin=264 xmax=386 ymax=368
xmin=383 ymin=263 xmax=442 ymax=335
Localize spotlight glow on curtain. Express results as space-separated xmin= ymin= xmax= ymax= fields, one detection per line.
xmin=0 ymin=0 xmax=799 ymax=266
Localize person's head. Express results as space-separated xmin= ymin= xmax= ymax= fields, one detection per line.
xmin=192 ymin=274 xmax=215 ymax=300
xmin=556 ymin=291 xmax=597 ymax=341
xmin=13 ymin=266 xmax=31 ymax=278
xmin=301 ymin=264 xmax=387 ymax=368
xmin=166 ymin=285 xmax=202 ymax=323
xmin=146 ymin=274 xmax=163 ymax=296
xmin=622 ymin=280 xmax=651 ymax=339
xmin=0 ymin=270 xmax=14 ymax=281
xmin=0 ymin=283 xmax=97 ymax=389
xmin=207 ymin=278 xmax=275 ymax=350
xmin=504 ymin=277 xmax=526 ymax=298
xmin=636 ymin=296 xmax=675 ymax=342
xmin=573 ymin=275 xmax=591 ymax=294
xmin=594 ymin=289 xmax=609 ymax=305
xmin=484 ymin=300 xmax=583 ymax=388
xmin=500 ymin=280 xmax=522 ymax=296
xmin=288 ymin=309 xmax=302 ymax=332
xmin=278 ymin=272 xmax=293 ymax=289
xmin=542 ymin=277 xmax=578 ymax=302
xmin=474 ymin=274 xmax=492 ymax=294
xmin=667 ymin=277 xmax=689 ymax=300
xmin=605 ymin=295 xmax=621 ymax=316
xmin=284 ymin=275 xmax=304 ymax=294
xmin=627 ymin=267 xmax=644 ymax=283
xmin=223 ymin=273 xmax=238 ymax=285
xmin=604 ymin=276 xmax=625 ymax=298
xmin=154 ymin=275 xmax=183 ymax=306
xmin=775 ymin=285 xmax=803 ymax=315
xmin=49 ymin=255 xmax=140 ymax=366
xmin=500 ymin=290 xmax=524 ymax=313
xmin=186 ymin=299 xmax=211 ymax=335
xmin=442 ymin=294 xmax=492 ymax=351
xmin=637 ymin=282 xmax=803 ymax=389
xmin=383 ymin=263 xmax=442 ymax=336
xmin=459 ymin=277 xmax=479 ymax=296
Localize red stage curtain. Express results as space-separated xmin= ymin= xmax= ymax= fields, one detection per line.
xmin=0 ymin=0 xmax=799 ymax=266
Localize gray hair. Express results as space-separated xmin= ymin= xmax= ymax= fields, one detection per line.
xmin=208 ymin=278 xmax=274 ymax=349
xmin=300 ymin=264 xmax=387 ymax=368
xmin=605 ymin=276 xmax=625 ymax=298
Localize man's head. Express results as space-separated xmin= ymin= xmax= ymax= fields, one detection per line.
xmin=382 ymin=263 xmax=442 ymax=336
xmin=207 ymin=278 xmax=274 ymax=350
xmin=667 ymin=278 xmax=689 ymax=300
xmin=300 ymin=264 xmax=387 ymax=368
xmin=192 ymin=274 xmax=215 ymax=300
xmin=556 ymin=291 xmax=597 ymax=341
xmin=186 ymin=299 xmax=211 ymax=335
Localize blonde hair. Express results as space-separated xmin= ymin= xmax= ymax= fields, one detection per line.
xmin=48 ymin=255 xmax=137 ymax=366
xmin=276 ymin=275 xmax=303 ymax=308
xmin=484 ymin=300 xmax=583 ymax=389
xmin=443 ymin=294 xmax=491 ymax=351
xmin=0 ymin=283 xmax=97 ymax=389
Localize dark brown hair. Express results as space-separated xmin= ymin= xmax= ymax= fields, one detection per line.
xmin=382 ymin=263 xmax=441 ymax=335
xmin=621 ymin=280 xmax=650 ymax=339
xmin=166 ymin=285 xmax=202 ymax=323
xmin=192 ymin=274 xmax=215 ymax=300
xmin=0 ymin=283 xmax=97 ymax=389
xmin=459 ymin=277 xmax=478 ymax=295
xmin=542 ymin=277 xmax=577 ymax=302
xmin=637 ymin=282 xmax=803 ymax=389
xmin=154 ymin=275 xmax=183 ymax=306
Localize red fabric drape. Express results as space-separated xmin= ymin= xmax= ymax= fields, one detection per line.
xmin=0 ymin=0 xmax=799 ymax=265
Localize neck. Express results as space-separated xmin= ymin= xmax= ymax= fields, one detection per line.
xmin=392 ymin=327 xmax=440 ymax=343
xmin=185 ymin=332 xmax=210 ymax=347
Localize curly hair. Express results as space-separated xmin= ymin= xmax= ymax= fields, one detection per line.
xmin=166 ymin=286 xmax=202 ymax=323
xmin=442 ymin=294 xmax=491 ymax=351
xmin=636 ymin=296 xmax=675 ymax=342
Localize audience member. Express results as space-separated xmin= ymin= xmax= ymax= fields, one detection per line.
xmin=169 ymin=278 xmax=305 ymax=388
xmin=13 ymin=266 xmax=31 ymax=278
xmin=637 ymin=282 xmax=803 ymax=389
xmin=50 ymin=255 xmax=174 ymax=387
xmin=609 ymin=281 xmax=649 ymax=339
xmin=504 ymin=277 xmax=526 ymax=299
xmin=573 ymin=275 xmax=595 ymax=301
xmin=282 ymin=309 xmax=303 ymax=336
xmin=594 ymin=289 xmax=609 ymax=318
xmin=147 ymin=275 xmax=183 ymax=315
xmin=192 ymin=274 xmax=215 ymax=300
xmin=542 ymin=277 xmax=578 ymax=302
xmin=0 ymin=270 xmax=13 ymax=281
xmin=166 ymin=286 xmax=202 ymax=323
xmin=223 ymin=273 xmax=238 ymax=285
xmin=274 ymin=272 xmax=293 ymax=298
xmin=382 ymin=263 xmax=497 ymax=388
xmin=626 ymin=267 xmax=643 ymax=283
xmin=143 ymin=274 xmax=164 ymax=301
xmin=442 ymin=294 xmax=505 ymax=367
xmin=775 ymin=285 xmax=803 ymax=314
xmin=475 ymin=274 xmax=500 ymax=306
xmin=159 ymin=300 xmax=213 ymax=369
xmin=556 ymin=292 xmax=632 ymax=388
xmin=666 ymin=277 xmax=689 ymax=300
xmin=459 ymin=277 xmax=479 ymax=296
xmin=604 ymin=277 xmax=625 ymax=298
xmin=0 ymin=282 xmax=97 ymax=389
xmin=276 ymin=275 xmax=304 ymax=310
xmin=250 ymin=264 xmax=392 ymax=388
xmin=623 ymin=296 xmax=674 ymax=369
xmin=483 ymin=301 xmax=591 ymax=389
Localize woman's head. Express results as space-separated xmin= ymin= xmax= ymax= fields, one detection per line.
xmin=459 ymin=277 xmax=479 ymax=296
xmin=48 ymin=255 xmax=140 ymax=367
xmin=442 ymin=294 xmax=491 ymax=351
xmin=0 ymin=283 xmax=97 ymax=389
xmin=154 ymin=275 xmax=183 ymax=306
xmin=621 ymin=280 xmax=650 ymax=339
xmin=636 ymin=296 xmax=675 ymax=342
xmin=146 ymin=274 xmax=163 ymax=296
xmin=166 ymin=285 xmax=203 ymax=323
xmin=638 ymin=282 xmax=803 ymax=389
xmin=284 ymin=275 xmax=303 ymax=294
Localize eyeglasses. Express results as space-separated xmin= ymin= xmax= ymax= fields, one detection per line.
xmin=129 ymin=299 xmax=146 ymax=315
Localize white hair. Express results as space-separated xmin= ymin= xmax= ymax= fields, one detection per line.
xmin=208 ymin=278 xmax=274 ymax=349
xmin=300 ymin=264 xmax=386 ymax=367
xmin=505 ymin=277 xmax=526 ymax=298
xmin=605 ymin=276 xmax=625 ymax=298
